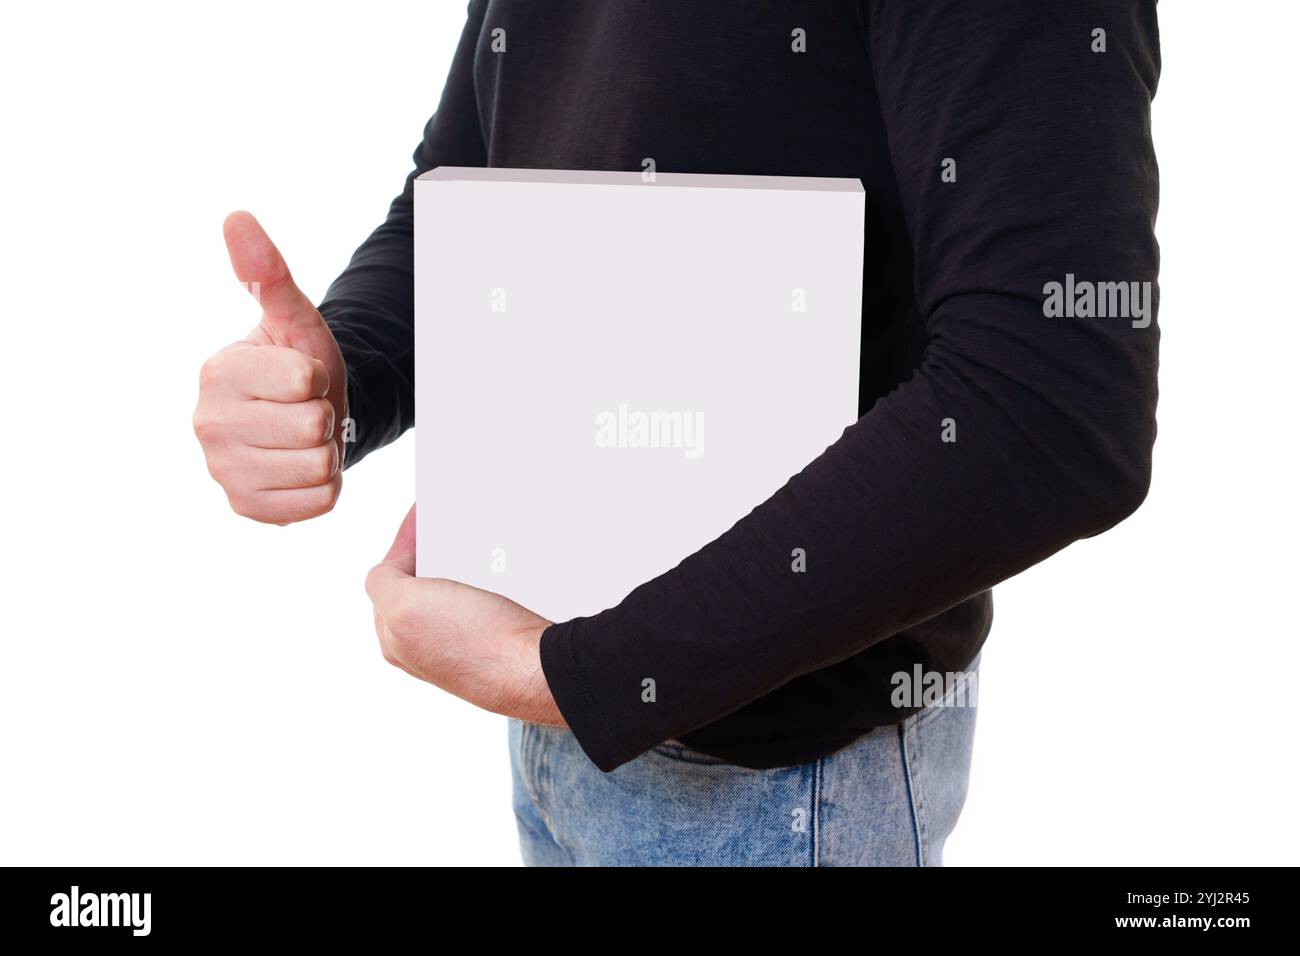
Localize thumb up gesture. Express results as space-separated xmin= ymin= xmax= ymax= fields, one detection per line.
xmin=193 ymin=212 xmax=348 ymax=524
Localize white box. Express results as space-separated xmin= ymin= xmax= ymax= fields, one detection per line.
xmin=415 ymin=167 xmax=863 ymax=622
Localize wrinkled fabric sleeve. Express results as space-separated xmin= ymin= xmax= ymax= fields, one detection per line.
xmin=540 ymin=0 xmax=1162 ymax=771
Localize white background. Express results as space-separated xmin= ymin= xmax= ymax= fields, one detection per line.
xmin=0 ymin=2 xmax=1295 ymax=866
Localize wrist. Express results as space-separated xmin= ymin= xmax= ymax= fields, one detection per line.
xmin=509 ymin=622 xmax=564 ymax=726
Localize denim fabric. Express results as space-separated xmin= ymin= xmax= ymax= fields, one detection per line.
xmin=510 ymin=657 xmax=979 ymax=866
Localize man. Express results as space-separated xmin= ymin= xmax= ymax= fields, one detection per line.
xmin=194 ymin=1 xmax=1160 ymax=865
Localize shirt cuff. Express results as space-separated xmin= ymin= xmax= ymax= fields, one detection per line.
xmin=538 ymin=618 xmax=635 ymax=772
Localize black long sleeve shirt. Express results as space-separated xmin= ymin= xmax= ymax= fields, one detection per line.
xmin=319 ymin=0 xmax=1161 ymax=771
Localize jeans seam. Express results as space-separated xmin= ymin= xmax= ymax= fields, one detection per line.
xmin=811 ymin=757 xmax=823 ymax=867
xmin=522 ymin=727 xmax=555 ymax=827
xmin=536 ymin=729 xmax=557 ymax=828
xmin=899 ymin=720 xmax=924 ymax=866
xmin=519 ymin=722 xmax=544 ymax=810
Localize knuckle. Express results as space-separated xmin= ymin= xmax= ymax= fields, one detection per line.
xmin=204 ymin=454 xmax=232 ymax=486
xmin=318 ymin=493 xmax=338 ymax=517
xmin=321 ymin=400 xmax=337 ymax=440
xmin=192 ymin=408 xmax=221 ymax=443
xmin=322 ymin=474 xmax=342 ymax=509
xmin=304 ymin=445 xmax=336 ymax=485
xmin=302 ymin=402 xmax=331 ymax=444
xmin=197 ymin=356 xmax=224 ymax=391
xmin=285 ymin=359 xmax=315 ymax=401
xmin=285 ymin=480 xmax=339 ymax=522
xmin=296 ymin=481 xmax=335 ymax=519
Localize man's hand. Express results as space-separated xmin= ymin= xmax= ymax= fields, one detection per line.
xmin=366 ymin=505 xmax=564 ymax=726
xmin=193 ymin=211 xmax=348 ymax=524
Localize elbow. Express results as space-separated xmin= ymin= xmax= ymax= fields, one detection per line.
xmin=1078 ymin=410 xmax=1157 ymax=535
xmin=1094 ymin=456 xmax=1152 ymax=531
xmin=1038 ymin=328 xmax=1160 ymax=537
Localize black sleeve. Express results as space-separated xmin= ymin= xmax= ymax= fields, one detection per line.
xmin=317 ymin=1 xmax=488 ymax=466
xmin=540 ymin=0 xmax=1162 ymax=771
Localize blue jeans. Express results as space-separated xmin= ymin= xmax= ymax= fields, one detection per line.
xmin=509 ymin=656 xmax=979 ymax=866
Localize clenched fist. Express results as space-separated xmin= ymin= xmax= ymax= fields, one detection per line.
xmin=193 ymin=211 xmax=348 ymax=524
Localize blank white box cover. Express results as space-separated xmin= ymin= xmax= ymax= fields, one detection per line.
xmin=415 ymin=167 xmax=863 ymax=623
